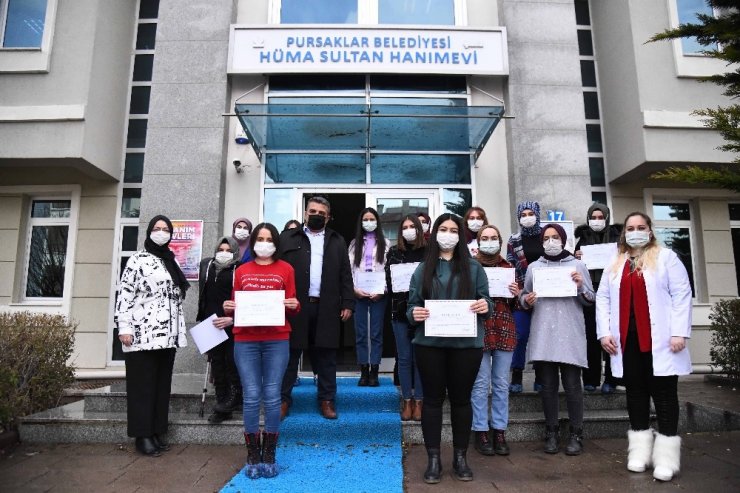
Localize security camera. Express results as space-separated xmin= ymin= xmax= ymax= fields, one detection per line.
xmin=233 ymin=160 xmax=243 ymax=173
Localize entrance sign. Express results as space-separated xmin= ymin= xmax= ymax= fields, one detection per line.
xmin=229 ymin=26 xmax=508 ymax=75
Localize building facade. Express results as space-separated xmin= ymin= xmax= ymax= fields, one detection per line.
xmin=0 ymin=0 xmax=734 ymax=375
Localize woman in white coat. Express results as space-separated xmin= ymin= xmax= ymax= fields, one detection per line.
xmin=596 ymin=212 xmax=692 ymax=482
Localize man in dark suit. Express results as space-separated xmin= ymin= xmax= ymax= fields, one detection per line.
xmin=279 ymin=196 xmax=355 ymax=419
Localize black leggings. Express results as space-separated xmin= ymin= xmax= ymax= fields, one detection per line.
xmin=414 ymin=345 xmax=482 ymax=449
xmin=622 ymin=331 xmax=679 ymax=436
xmin=538 ymin=361 xmax=583 ymax=429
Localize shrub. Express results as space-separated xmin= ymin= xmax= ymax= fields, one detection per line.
xmin=709 ymin=299 xmax=740 ymax=378
xmin=0 ymin=311 xmax=76 ymax=432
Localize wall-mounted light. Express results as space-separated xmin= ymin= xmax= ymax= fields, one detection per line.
xmin=235 ymin=126 xmax=249 ymax=145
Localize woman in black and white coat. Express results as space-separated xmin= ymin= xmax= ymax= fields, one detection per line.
xmin=115 ymin=215 xmax=190 ymax=457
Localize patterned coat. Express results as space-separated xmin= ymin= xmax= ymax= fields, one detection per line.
xmin=115 ymin=251 xmax=187 ymax=352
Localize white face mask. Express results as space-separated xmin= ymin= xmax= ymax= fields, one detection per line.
xmin=402 ymin=229 xmax=417 ymax=242
xmin=436 ymin=232 xmax=459 ymax=251
xmin=625 ymin=230 xmax=650 ymax=248
xmin=362 ymin=220 xmax=377 ymax=232
xmin=467 ymin=219 xmax=484 ymax=232
xmin=543 ymin=239 xmax=563 ymax=256
xmin=254 ymin=241 xmax=277 ymax=258
xmin=150 ymin=231 xmax=170 ymax=246
xmin=215 ymin=251 xmax=233 ymax=264
xmin=479 ymin=240 xmax=501 ymax=255
xmin=589 ymin=219 xmax=606 ymax=232
xmin=520 ymin=216 xmax=537 ymax=228
xmin=421 ymin=222 xmax=430 ymax=233
xmin=234 ymin=227 xmax=250 ymax=241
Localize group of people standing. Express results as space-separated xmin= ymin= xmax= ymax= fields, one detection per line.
xmin=115 ymin=196 xmax=692 ymax=484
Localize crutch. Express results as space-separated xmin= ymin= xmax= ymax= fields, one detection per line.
xmin=199 ymin=357 xmax=211 ymax=418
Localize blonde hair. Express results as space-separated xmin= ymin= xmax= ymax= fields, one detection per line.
xmin=607 ymin=212 xmax=660 ymax=276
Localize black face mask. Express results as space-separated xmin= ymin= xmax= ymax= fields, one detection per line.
xmin=306 ymin=214 xmax=326 ymax=231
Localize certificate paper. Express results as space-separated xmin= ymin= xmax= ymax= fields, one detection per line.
xmin=234 ymin=290 xmax=285 ymax=326
xmin=390 ymin=262 xmax=420 ymax=293
xmin=484 ymin=267 xmax=515 ymax=298
xmin=356 ymin=271 xmax=386 ymax=295
xmin=424 ymin=300 xmax=477 ymax=337
xmin=580 ymin=243 xmax=618 ymax=270
xmin=533 ymin=267 xmax=577 ymax=298
xmin=189 ymin=314 xmax=228 ymax=354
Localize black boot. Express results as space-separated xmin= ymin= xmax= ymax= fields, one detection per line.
xmin=493 ymin=429 xmax=510 ymax=456
xmin=474 ymin=430 xmax=495 ymax=456
xmin=565 ymin=427 xmax=583 ymax=456
xmin=358 ymin=365 xmax=370 ymax=386
xmin=244 ymin=432 xmax=262 ymax=479
xmin=423 ymin=448 xmax=442 ymax=484
xmin=214 ymin=385 xmax=242 ymax=413
xmin=207 ymin=411 xmax=232 ymax=424
xmin=151 ymin=433 xmax=170 ymax=452
xmin=544 ymin=425 xmax=560 ymax=454
xmin=135 ymin=437 xmax=161 ymax=457
xmin=452 ymin=448 xmax=473 ymax=481
xmin=368 ymin=364 xmax=380 ymax=387
xmin=261 ymin=431 xmax=280 ymax=478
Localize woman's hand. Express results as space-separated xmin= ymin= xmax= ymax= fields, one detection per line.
xmin=223 ymin=300 xmax=235 ymax=314
xmin=369 ymin=293 xmax=383 ymax=302
xmin=508 ymin=282 xmax=520 ymax=298
xmin=525 ymin=292 xmax=537 ymax=306
xmin=571 ymin=271 xmax=584 ymax=289
xmin=670 ymin=336 xmax=686 ymax=353
xmin=600 ymin=335 xmax=618 ymax=356
xmin=355 ymin=289 xmax=371 ymax=299
xmin=213 ymin=317 xmax=233 ymax=329
xmin=470 ymin=298 xmax=489 ymax=315
xmin=412 ymin=306 xmax=430 ymax=322
xmin=119 ymin=334 xmax=133 ymax=347
xmin=284 ymin=297 xmax=299 ymax=310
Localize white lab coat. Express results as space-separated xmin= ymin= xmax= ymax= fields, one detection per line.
xmin=596 ymin=247 xmax=692 ymax=377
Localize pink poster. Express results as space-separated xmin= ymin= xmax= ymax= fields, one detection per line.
xmin=170 ymin=220 xmax=204 ymax=281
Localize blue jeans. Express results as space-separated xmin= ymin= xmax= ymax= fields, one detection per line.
xmin=391 ymin=319 xmax=423 ymax=400
xmin=354 ymin=296 xmax=387 ymax=365
xmin=234 ymin=340 xmax=289 ymax=434
xmin=511 ymin=309 xmax=531 ymax=370
xmin=471 ymin=349 xmax=514 ymax=431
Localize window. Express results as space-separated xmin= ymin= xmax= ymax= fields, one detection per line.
xmin=379 ymin=0 xmax=454 ymax=25
xmin=276 ymin=0 xmax=458 ymax=25
xmin=280 ymin=0 xmax=357 ymax=24
xmin=676 ymin=0 xmax=714 ymax=55
xmin=1 ymin=0 xmax=47 ymax=48
xmin=653 ymin=202 xmax=695 ymax=295
xmin=23 ymin=199 xmax=70 ymax=299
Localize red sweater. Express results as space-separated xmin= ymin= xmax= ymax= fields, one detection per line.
xmin=231 ymin=260 xmax=300 ymax=342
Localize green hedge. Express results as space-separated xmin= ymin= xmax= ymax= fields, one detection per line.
xmin=709 ymin=299 xmax=740 ymax=378
xmin=0 ymin=311 xmax=76 ymax=432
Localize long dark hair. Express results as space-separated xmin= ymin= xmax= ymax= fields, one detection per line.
xmin=397 ymin=214 xmax=426 ymax=252
xmin=248 ymin=223 xmax=281 ymax=260
xmin=352 ymin=207 xmax=387 ymax=267
xmin=421 ymin=213 xmax=473 ymax=299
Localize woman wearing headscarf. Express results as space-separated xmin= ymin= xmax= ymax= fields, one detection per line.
xmin=506 ymin=201 xmax=544 ymax=393
xmin=574 ymin=203 xmax=623 ymax=394
xmin=232 ymin=217 xmax=253 ymax=263
xmin=115 ymin=215 xmax=190 ymax=456
xmin=520 ymin=223 xmax=594 ymax=456
xmin=196 ymin=236 xmax=242 ymax=423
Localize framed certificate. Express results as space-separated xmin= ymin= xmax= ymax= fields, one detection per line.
xmin=356 ymin=271 xmax=386 ymax=295
xmin=424 ymin=300 xmax=477 ymax=337
xmin=533 ymin=267 xmax=577 ymax=298
xmin=484 ymin=267 xmax=515 ymax=298
xmin=580 ymin=243 xmax=618 ymax=270
xmin=389 ymin=262 xmax=420 ymax=293
xmin=234 ymin=290 xmax=285 ymax=326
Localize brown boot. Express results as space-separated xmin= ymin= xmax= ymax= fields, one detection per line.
xmin=280 ymin=401 xmax=290 ymax=421
xmin=400 ymin=399 xmax=413 ymax=421
xmin=412 ymin=400 xmax=423 ymax=421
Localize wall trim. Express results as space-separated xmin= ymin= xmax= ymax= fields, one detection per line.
xmin=0 ymin=104 xmax=85 ymax=122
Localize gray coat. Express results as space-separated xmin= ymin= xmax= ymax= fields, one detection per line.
xmin=520 ymin=255 xmax=594 ymax=368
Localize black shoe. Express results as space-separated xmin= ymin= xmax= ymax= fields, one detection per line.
xmin=135 ymin=437 xmax=161 ymax=457
xmin=151 ymin=434 xmax=170 ymax=452
xmin=544 ymin=425 xmax=560 ymax=454
xmin=493 ymin=429 xmax=510 ymax=456
xmin=474 ymin=430 xmax=495 ymax=456
xmin=214 ymin=385 xmax=242 ymax=413
xmin=424 ymin=448 xmax=442 ymax=484
xmin=207 ymin=411 xmax=232 ymax=424
xmin=452 ymin=448 xmax=473 ymax=481
xmin=358 ymin=365 xmax=370 ymax=386
xmin=565 ymin=427 xmax=583 ymax=456
xmin=368 ymin=364 xmax=380 ymax=387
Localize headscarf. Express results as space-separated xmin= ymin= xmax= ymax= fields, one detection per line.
xmin=586 ymin=202 xmax=612 ymax=244
xmin=475 ymin=224 xmax=504 ymax=267
xmin=144 ymin=215 xmax=190 ymax=297
xmin=212 ymin=236 xmax=240 ymax=275
xmin=540 ymin=223 xmax=571 ymax=261
xmin=232 ymin=217 xmax=253 ymax=262
xmin=517 ymin=200 xmax=542 ymax=237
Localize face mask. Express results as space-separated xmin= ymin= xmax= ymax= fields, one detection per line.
xmin=589 ymin=219 xmax=606 ymax=232
xmin=543 ymin=239 xmax=563 ymax=256
xmin=436 ymin=232 xmax=459 ymax=251
xmin=520 ymin=216 xmax=537 ymax=228
xmin=467 ymin=219 xmax=484 ymax=232
xmin=479 ymin=240 xmax=501 ymax=255
xmin=215 ymin=251 xmax=233 ymax=264
xmin=362 ymin=220 xmax=377 ymax=232
xmin=150 ymin=231 xmax=170 ymax=246
xmin=402 ymin=229 xmax=417 ymax=242
xmin=254 ymin=241 xmax=277 ymax=258
xmin=625 ymin=230 xmax=650 ymax=248
xmin=234 ymin=228 xmax=249 ymax=241
xmin=421 ymin=222 xmax=430 ymax=233
xmin=307 ymin=214 xmax=326 ymax=231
